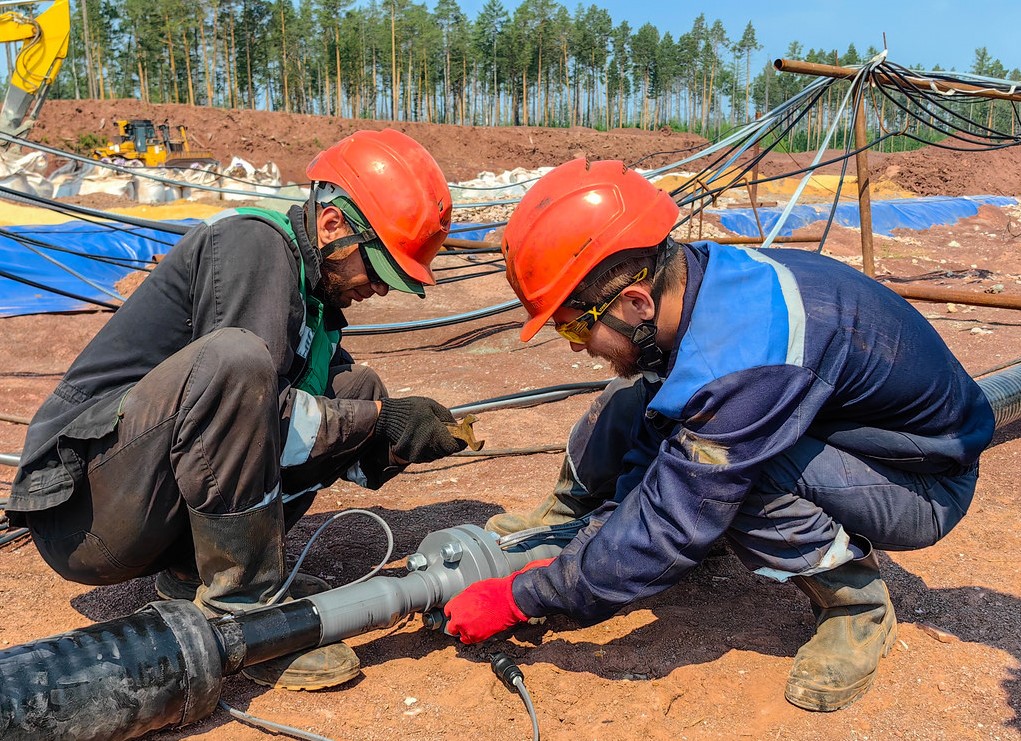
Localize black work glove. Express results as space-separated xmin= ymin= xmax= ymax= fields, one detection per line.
xmin=374 ymin=397 xmax=468 ymax=464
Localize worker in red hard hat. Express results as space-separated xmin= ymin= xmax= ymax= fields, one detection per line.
xmin=444 ymin=157 xmax=994 ymax=712
xmin=10 ymin=128 xmax=466 ymax=691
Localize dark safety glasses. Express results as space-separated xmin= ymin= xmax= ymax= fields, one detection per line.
xmin=554 ymin=267 xmax=649 ymax=344
xmin=358 ymin=244 xmax=384 ymax=286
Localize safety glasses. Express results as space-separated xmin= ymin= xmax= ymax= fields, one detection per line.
xmin=554 ymin=267 xmax=649 ymax=344
xmin=358 ymin=244 xmax=384 ymax=286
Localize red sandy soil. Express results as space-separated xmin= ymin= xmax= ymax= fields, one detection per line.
xmin=2 ymin=105 xmax=1021 ymax=741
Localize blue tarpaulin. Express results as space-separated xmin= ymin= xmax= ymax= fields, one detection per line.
xmin=0 ymin=220 xmax=497 ymax=318
xmin=0 ymin=220 xmax=194 ymax=317
xmin=713 ymin=195 xmax=1018 ymax=238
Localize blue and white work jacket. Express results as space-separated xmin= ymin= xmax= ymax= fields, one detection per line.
xmin=514 ymin=241 xmax=994 ymax=622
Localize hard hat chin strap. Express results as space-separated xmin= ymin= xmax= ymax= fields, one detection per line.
xmin=598 ymin=314 xmax=666 ymax=374
xmin=630 ymin=320 xmax=666 ymax=373
xmin=306 ymin=183 xmax=378 ymax=259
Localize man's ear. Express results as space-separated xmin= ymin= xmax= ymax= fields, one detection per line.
xmin=618 ymin=285 xmax=656 ymax=323
xmin=316 ymin=203 xmax=351 ymax=242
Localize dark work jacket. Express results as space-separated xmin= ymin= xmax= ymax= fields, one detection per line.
xmin=9 ymin=206 xmax=382 ymax=520
xmin=514 ymin=241 xmax=995 ymax=622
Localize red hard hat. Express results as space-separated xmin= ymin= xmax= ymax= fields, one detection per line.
xmin=502 ymin=159 xmax=679 ymax=341
xmin=306 ymin=129 xmax=451 ymax=285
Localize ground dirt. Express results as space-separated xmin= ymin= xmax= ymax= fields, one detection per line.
xmin=3 ymin=103 xmax=1021 ymax=741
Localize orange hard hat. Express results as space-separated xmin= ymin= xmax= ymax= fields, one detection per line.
xmin=306 ymin=129 xmax=452 ymax=285
xmin=502 ymin=159 xmax=679 ymax=341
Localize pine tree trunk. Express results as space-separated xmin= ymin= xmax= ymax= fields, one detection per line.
xmin=390 ymin=0 xmax=398 ymax=120
xmin=199 ymin=22 xmax=212 ymax=105
xmin=183 ymin=32 xmax=195 ymax=105
xmin=166 ymin=14 xmax=180 ymax=103
xmin=280 ymin=5 xmax=289 ymax=113
xmin=341 ymin=27 xmax=349 ymax=118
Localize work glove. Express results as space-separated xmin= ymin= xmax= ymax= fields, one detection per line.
xmin=443 ymin=558 xmax=555 ymax=644
xmin=374 ymin=396 xmax=467 ymax=464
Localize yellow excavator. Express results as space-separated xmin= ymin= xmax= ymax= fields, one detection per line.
xmin=0 ymin=0 xmax=70 ymax=137
xmin=90 ymin=119 xmax=219 ymax=168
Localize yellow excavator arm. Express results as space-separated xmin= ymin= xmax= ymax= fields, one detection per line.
xmin=0 ymin=0 xmax=70 ymax=137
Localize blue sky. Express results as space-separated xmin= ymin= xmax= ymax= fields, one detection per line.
xmin=453 ymin=0 xmax=1020 ymax=76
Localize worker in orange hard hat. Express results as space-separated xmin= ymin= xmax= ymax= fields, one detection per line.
xmin=444 ymin=157 xmax=994 ymax=712
xmin=10 ymin=128 xmax=466 ymax=691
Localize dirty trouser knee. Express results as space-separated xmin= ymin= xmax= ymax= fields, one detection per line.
xmin=726 ymin=435 xmax=979 ymax=579
xmin=27 ymin=328 xmax=281 ymax=585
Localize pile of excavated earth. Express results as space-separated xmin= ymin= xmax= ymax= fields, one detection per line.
xmin=0 ymin=99 xmax=1020 ymax=740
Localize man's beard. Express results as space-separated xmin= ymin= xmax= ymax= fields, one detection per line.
xmin=592 ymin=341 xmax=641 ymax=378
xmin=319 ymin=260 xmax=354 ymax=311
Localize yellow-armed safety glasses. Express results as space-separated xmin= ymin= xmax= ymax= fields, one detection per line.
xmin=553 ymin=267 xmax=649 ymax=344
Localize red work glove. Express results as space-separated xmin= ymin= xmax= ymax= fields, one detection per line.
xmin=443 ymin=558 xmax=555 ymax=644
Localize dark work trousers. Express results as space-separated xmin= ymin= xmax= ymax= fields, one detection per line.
xmin=26 ymin=328 xmax=385 ymax=586
xmin=561 ymin=378 xmax=979 ymax=580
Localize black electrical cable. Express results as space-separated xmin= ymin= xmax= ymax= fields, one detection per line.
xmin=490 ymin=652 xmax=540 ymax=741
xmin=872 ymin=75 xmax=1008 ymax=146
xmin=449 ymin=380 xmax=610 ymax=416
xmin=0 ymin=227 xmax=155 ymax=270
xmin=0 ymin=227 xmax=135 ymax=301
xmin=0 ymin=266 xmax=120 ymax=310
xmin=0 ymin=182 xmax=190 ymax=237
xmin=439 ymin=247 xmax=502 ymax=255
xmin=435 ymin=268 xmax=506 ymax=285
xmin=870 ymin=63 xmax=1021 ymax=149
xmin=433 ymin=256 xmax=504 ymax=271
xmin=343 ymin=300 xmax=520 ymax=336
xmin=0 ymin=131 xmax=299 ymax=200
xmin=0 ymin=222 xmax=157 ymax=268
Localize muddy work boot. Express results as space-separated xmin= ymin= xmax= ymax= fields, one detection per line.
xmin=188 ymin=499 xmax=361 ymax=691
xmin=243 ymin=642 xmax=361 ymax=690
xmin=155 ymin=567 xmax=329 ymax=602
xmin=785 ymin=538 xmax=898 ymax=712
xmin=486 ymin=458 xmax=603 ymax=536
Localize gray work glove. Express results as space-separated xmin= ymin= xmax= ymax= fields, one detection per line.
xmin=374 ymin=396 xmax=467 ymax=463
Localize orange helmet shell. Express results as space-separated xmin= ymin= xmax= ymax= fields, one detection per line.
xmin=307 ymin=129 xmax=451 ymax=285
xmin=502 ymin=159 xmax=679 ymax=341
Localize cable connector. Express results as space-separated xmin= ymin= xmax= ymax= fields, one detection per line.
xmin=489 ymin=651 xmax=524 ymax=692
xmin=489 ymin=652 xmax=540 ymax=740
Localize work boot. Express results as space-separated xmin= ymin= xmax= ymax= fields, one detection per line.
xmin=243 ymin=642 xmax=361 ymax=690
xmin=155 ymin=567 xmax=329 ymax=602
xmin=188 ymin=499 xmax=362 ymax=691
xmin=485 ymin=458 xmax=603 ymax=536
xmin=785 ymin=538 xmax=898 ymax=712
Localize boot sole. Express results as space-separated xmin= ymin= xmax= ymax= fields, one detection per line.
xmin=786 ymin=615 xmax=899 ymax=712
xmin=242 ymin=664 xmax=361 ymax=691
